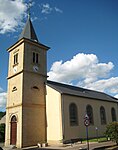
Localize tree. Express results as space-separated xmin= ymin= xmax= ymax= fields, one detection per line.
xmin=105 ymin=122 xmax=118 ymax=145
xmin=0 ymin=112 xmax=6 ymax=119
xmin=0 ymin=124 xmax=5 ymax=142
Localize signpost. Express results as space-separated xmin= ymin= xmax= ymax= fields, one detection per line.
xmin=84 ymin=114 xmax=90 ymax=150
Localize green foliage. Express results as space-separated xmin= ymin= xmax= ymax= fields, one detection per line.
xmin=0 ymin=124 xmax=5 ymax=142
xmin=105 ymin=122 xmax=118 ymax=145
xmin=0 ymin=112 xmax=6 ymax=119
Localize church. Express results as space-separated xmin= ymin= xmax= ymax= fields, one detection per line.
xmin=5 ymin=16 xmax=118 ymax=148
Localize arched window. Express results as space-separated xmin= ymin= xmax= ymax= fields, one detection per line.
xmin=111 ymin=107 xmax=117 ymax=122
xmin=86 ymin=105 xmax=94 ymax=125
xmin=11 ymin=115 xmax=17 ymax=122
xmin=69 ymin=103 xmax=78 ymax=126
xmin=100 ymin=106 xmax=106 ymax=125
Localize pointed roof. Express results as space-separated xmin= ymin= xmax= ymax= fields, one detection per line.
xmin=19 ymin=17 xmax=39 ymax=42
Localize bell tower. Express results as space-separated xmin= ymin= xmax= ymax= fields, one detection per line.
xmin=5 ymin=17 xmax=49 ymax=148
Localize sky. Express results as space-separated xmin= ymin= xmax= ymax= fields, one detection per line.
xmin=0 ymin=0 xmax=118 ymax=111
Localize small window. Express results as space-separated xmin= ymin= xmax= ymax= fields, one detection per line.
xmin=32 ymin=86 xmax=39 ymax=90
xmin=12 ymin=86 xmax=17 ymax=92
xmin=111 ymin=107 xmax=117 ymax=122
xmin=33 ymin=52 xmax=39 ymax=64
xmin=100 ymin=106 xmax=107 ymax=125
xmin=86 ymin=105 xmax=94 ymax=125
xmin=14 ymin=53 xmax=18 ymax=65
xmin=36 ymin=53 xmax=38 ymax=63
xmin=33 ymin=52 xmax=35 ymax=63
xmin=69 ymin=103 xmax=78 ymax=126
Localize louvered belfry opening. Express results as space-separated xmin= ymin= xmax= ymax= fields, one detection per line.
xmin=10 ymin=115 xmax=17 ymax=145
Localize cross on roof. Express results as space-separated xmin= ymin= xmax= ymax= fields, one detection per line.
xmin=27 ymin=1 xmax=32 ymax=18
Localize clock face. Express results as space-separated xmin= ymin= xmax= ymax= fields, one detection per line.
xmin=33 ymin=65 xmax=39 ymax=72
xmin=13 ymin=66 xmax=17 ymax=73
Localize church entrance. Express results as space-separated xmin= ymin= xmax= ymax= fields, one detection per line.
xmin=10 ymin=115 xmax=17 ymax=145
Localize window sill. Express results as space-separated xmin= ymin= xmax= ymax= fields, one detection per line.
xmin=13 ymin=63 xmax=19 ymax=67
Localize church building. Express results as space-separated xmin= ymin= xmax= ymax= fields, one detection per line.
xmin=5 ymin=17 xmax=118 ymax=148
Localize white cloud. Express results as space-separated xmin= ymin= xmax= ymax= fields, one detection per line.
xmin=82 ymin=77 xmax=118 ymax=93
xmin=0 ymin=0 xmax=27 ymax=34
xmin=55 ymin=7 xmax=63 ymax=13
xmin=41 ymin=3 xmax=52 ymax=14
xmin=0 ymin=92 xmax=7 ymax=110
xmin=0 ymin=87 xmax=3 ymax=92
xmin=114 ymin=94 xmax=118 ymax=98
xmin=48 ymin=53 xmax=118 ymax=97
xmin=48 ymin=53 xmax=113 ymax=83
xmin=40 ymin=3 xmax=63 ymax=14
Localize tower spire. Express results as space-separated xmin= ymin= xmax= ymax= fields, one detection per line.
xmin=19 ymin=1 xmax=39 ymax=42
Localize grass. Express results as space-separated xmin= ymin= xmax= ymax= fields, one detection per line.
xmin=83 ymin=137 xmax=108 ymax=143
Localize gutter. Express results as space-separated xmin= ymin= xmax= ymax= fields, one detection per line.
xmin=61 ymin=94 xmax=65 ymax=143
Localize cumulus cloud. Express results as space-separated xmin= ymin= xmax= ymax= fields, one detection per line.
xmin=40 ymin=3 xmax=63 ymax=14
xmin=48 ymin=53 xmax=113 ymax=83
xmin=0 ymin=0 xmax=27 ymax=34
xmin=48 ymin=53 xmax=118 ymax=97
xmin=114 ymin=94 xmax=118 ymax=98
xmin=82 ymin=77 xmax=118 ymax=93
xmin=0 ymin=92 xmax=7 ymax=110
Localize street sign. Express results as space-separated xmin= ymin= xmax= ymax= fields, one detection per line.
xmin=84 ymin=114 xmax=89 ymax=120
xmin=84 ymin=114 xmax=90 ymax=127
xmin=84 ymin=119 xmax=90 ymax=126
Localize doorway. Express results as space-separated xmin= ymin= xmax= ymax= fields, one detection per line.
xmin=10 ymin=115 xmax=17 ymax=145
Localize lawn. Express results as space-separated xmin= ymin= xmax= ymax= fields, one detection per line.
xmin=83 ymin=137 xmax=108 ymax=143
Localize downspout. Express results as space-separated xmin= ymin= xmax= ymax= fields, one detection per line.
xmin=61 ymin=94 xmax=65 ymax=143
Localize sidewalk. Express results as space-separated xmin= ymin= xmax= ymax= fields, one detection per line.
xmin=44 ymin=141 xmax=116 ymax=150
xmin=0 ymin=141 xmax=117 ymax=150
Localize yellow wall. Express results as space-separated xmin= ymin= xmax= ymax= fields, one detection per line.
xmin=46 ymin=86 xmax=118 ymax=143
xmin=46 ymin=86 xmax=63 ymax=144
xmin=22 ymin=72 xmax=47 ymax=147
xmin=6 ymin=39 xmax=48 ymax=148
xmin=5 ymin=105 xmax=22 ymax=148
xmin=8 ymin=42 xmax=24 ymax=78
xmin=63 ymin=94 xmax=118 ymax=141
xmin=5 ymin=40 xmax=24 ymax=147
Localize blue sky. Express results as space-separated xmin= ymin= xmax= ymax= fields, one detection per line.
xmin=0 ymin=0 xmax=118 ymax=111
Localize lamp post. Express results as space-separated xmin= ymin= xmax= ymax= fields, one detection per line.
xmin=95 ymin=127 xmax=98 ymax=142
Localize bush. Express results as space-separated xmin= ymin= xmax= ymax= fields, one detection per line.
xmin=105 ymin=122 xmax=118 ymax=145
xmin=0 ymin=124 xmax=5 ymax=142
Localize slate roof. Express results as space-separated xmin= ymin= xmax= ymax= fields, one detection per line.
xmin=47 ymin=80 xmax=118 ymax=103
xmin=19 ymin=17 xmax=39 ymax=42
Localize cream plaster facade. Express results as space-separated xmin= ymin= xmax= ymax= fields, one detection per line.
xmin=46 ymin=86 xmax=63 ymax=144
xmin=46 ymin=83 xmax=118 ymax=144
xmin=5 ymin=38 xmax=49 ymax=148
xmin=62 ymin=95 xmax=118 ymax=141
